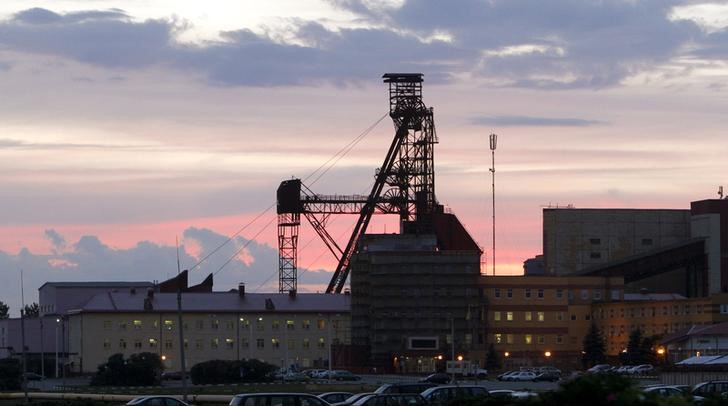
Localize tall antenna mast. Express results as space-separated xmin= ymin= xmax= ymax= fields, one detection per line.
xmin=489 ymin=133 xmax=497 ymax=276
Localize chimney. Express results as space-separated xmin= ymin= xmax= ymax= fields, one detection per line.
xmin=147 ymin=287 xmax=154 ymax=299
xmin=238 ymin=283 xmax=245 ymax=298
xmin=289 ymin=289 xmax=296 ymax=298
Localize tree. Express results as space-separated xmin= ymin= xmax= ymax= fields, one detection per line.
xmin=90 ymin=352 xmax=163 ymax=386
xmin=485 ymin=343 xmax=501 ymax=371
xmin=0 ymin=301 xmax=8 ymax=319
xmin=22 ymin=303 xmax=39 ymax=318
xmin=582 ymin=322 xmax=606 ymax=368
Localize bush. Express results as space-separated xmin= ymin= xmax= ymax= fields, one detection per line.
xmin=90 ymin=352 xmax=163 ymax=386
xmin=190 ymin=359 xmax=276 ymax=385
xmin=0 ymin=358 xmax=21 ymax=390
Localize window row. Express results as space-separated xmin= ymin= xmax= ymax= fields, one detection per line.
xmin=493 ymin=333 xmax=566 ymax=345
xmin=599 ymin=304 xmax=707 ymax=319
xmin=492 ymin=288 xmax=620 ymax=301
xmin=103 ymin=337 xmax=334 ymax=351
xmin=102 ymin=318 xmax=337 ymax=331
xmin=493 ymin=311 xmax=590 ymax=322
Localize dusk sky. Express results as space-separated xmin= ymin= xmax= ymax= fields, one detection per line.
xmin=2 ymin=1 xmax=728 ymax=315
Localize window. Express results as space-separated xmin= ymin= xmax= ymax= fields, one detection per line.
xmin=525 ymin=289 xmax=531 ymax=299
xmin=318 ymin=338 xmax=326 ymax=349
xmin=525 ymin=312 xmax=532 ymax=322
xmin=494 ymin=288 xmax=501 ymax=298
xmin=303 ymin=338 xmax=310 ymax=349
xmin=556 ymin=289 xmax=563 ymax=299
xmin=581 ymin=290 xmax=589 ymax=300
xmin=226 ymin=321 xmax=235 ymax=330
xmin=570 ymin=314 xmax=577 ymax=321
xmin=507 ymin=289 xmax=513 ymax=298
xmin=557 ymin=312 xmax=564 ymax=321
xmin=720 ymin=304 xmax=728 ymax=314
xmin=287 ymin=338 xmax=295 ymax=350
xmin=256 ymin=338 xmax=264 ymax=349
xmin=318 ymin=319 xmax=326 ymax=330
xmin=506 ymin=334 xmax=514 ymax=344
xmin=133 ymin=320 xmax=143 ymax=330
xmin=256 ymin=318 xmax=265 ymax=331
xmin=103 ymin=320 xmax=112 ymax=330
xmin=149 ymin=338 xmax=158 ymax=348
xmin=225 ymin=338 xmax=234 ymax=349
xmin=642 ymin=238 xmax=653 ymax=245
xmin=494 ymin=333 xmax=502 ymax=344
xmin=537 ymin=335 xmax=545 ymax=344
xmin=611 ymin=290 xmax=620 ymax=300
xmin=134 ymin=339 xmax=142 ymax=349
xmin=506 ymin=312 xmax=513 ymax=321
xmin=286 ymin=320 xmax=295 ymax=330
xmin=196 ymin=339 xmax=203 ymax=350
xmin=494 ymin=311 xmax=501 ymax=322
xmin=272 ymin=320 xmax=280 ymax=330
xmin=594 ymin=290 xmax=602 ymax=300
xmin=195 ymin=320 xmax=204 ymax=330
xmin=556 ymin=335 xmax=563 ymax=344
xmin=537 ymin=289 xmax=544 ymax=299
xmin=118 ymin=321 xmax=127 ymax=330
xmin=271 ymin=338 xmax=280 ymax=349
xmin=537 ymin=312 xmax=545 ymax=322
xmin=164 ymin=320 xmax=174 ymax=331
xmin=590 ymin=252 xmax=601 ymax=259
xmin=590 ymin=238 xmax=601 ymax=245
xmin=119 ymin=339 xmax=127 ymax=349
xmin=524 ymin=334 xmax=532 ymax=344
xmin=302 ymin=320 xmax=311 ymax=330
xmin=165 ymin=339 xmax=173 ymax=349
xmin=103 ymin=339 xmax=111 ymax=350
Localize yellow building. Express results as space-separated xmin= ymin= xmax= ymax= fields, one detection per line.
xmin=478 ymin=275 xmax=623 ymax=370
xmin=65 ymin=289 xmax=350 ymax=374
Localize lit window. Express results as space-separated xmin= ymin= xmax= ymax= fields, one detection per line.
xmin=537 ymin=312 xmax=545 ymax=322
xmin=318 ymin=338 xmax=326 ymax=349
xmin=149 ymin=338 xmax=157 ymax=348
xmin=225 ymin=338 xmax=234 ymax=349
xmin=211 ymin=319 xmax=219 ymax=330
xmin=302 ymin=320 xmax=311 ymax=330
xmin=494 ymin=333 xmax=502 ymax=344
xmin=318 ymin=320 xmax=326 ymax=330
xmin=525 ymin=312 xmax=532 ymax=322
xmin=164 ymin=320 xmax=174 ymax=331
xmin=494 ymin=311 xmax=501 ymax=321
xmin=506 ymin=334 xmax=514 ymax=344
xmin=525 ymin=334 xmax=532 ymax=344
xmin=287 ymin=320 xmax=295 ymax=330
xmin=257 ymin=318 xmax=265 ymax=331
xmin=506 ymin=312 xmax=513 ymax=321
xmin=133 ymin=320 xmax=143 ymax=329
xmin=211 ymin=338 xmax=219 ymax=349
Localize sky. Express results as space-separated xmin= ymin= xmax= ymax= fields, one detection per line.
xmin=2 ymin=0 xmax=728 ymax=316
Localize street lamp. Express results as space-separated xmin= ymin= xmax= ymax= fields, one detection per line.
xmin=544 ymin=351 xmax=552 ymax=358
xmin=55 ymin=318 xmax=60 ymax=378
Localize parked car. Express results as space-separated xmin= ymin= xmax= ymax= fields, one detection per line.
xmin=420 ymin=385 xmax=489 ymax=405
xmin=586 ymin=364 xmax=612 ymax=373
xmin=318 ymin=392 xmax=354 ymax=404
xmin=643 ymin=385 xmax=703 ymax=402
xmin=230 ymin=393 xmax=330 ymax=406
xmin=352 ymin=394 xmax=427 ymax=406
xmin=374 ymin=383 xmax=436 ymax=394
xmin=628 ymin=364 xmax=654 ymax=375
xmin=127 ymin=396 xmax=189 ymax=406
xmin=488 ymin=390 xmax=539 ymax=400
xmin=306 ymin=369 xmax=328 ymax=378
xmin=504 ymin=371 xmax=537 ymax=382
xmin=330 ymin=370 xmax=361 ymax=381
xmin=613 ymin=365 xmax=632 ymax=374
xmin=692 ymin=380 xmax=728 ymax=397
xmin=331 ymin=393 xmax=375 ymax=406
xmin=21 ymin=372 xmax=44 ymax=381
xmin=419 ymin=373 xmax=450 ymax=384
xmin=534 ymin=371 xmax=560 ymax=382
xmin=283 ymin=371 xmax=310 ymax=382
xmin=496 ymin=370 xmax=518 ymax=381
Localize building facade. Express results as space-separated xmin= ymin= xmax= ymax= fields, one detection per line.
xmin=65 ymin=290 xmax=350 ymax=374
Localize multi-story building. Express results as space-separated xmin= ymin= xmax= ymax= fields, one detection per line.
xmin=66 ymin=289 xmax=350 ymax=374
xmin=478 ymin=275 xmax=623 ymax=370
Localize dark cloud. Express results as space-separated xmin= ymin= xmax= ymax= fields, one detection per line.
xmin=470 ymin=115 xmax=606 ymax=127
xmin=0 ymin=228 xmax=332 ymax=315
xmin=44 ymin=229 xmax=66 ymax=250
xmin=0 ymin=3 xmax=715 ymax=89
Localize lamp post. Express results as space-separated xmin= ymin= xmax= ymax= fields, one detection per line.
xmin=55 ymin=318 xmax=60 ymax=378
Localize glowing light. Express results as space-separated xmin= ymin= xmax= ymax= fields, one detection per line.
xmin=504 ymin=352 xmax=510 ymax=357
xmin=544 ymin=351 xmax=552 ymax=357
xmin=657 ymin=348 xmax=665 ymax=355
xmin=457 ymin=355 xmax=464 ymax=361
xmin=161 ymin=355 xmax=167 ymax=361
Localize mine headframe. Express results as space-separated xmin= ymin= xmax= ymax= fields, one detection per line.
xmin=277 ymin=73 xmax=439 ymax=294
